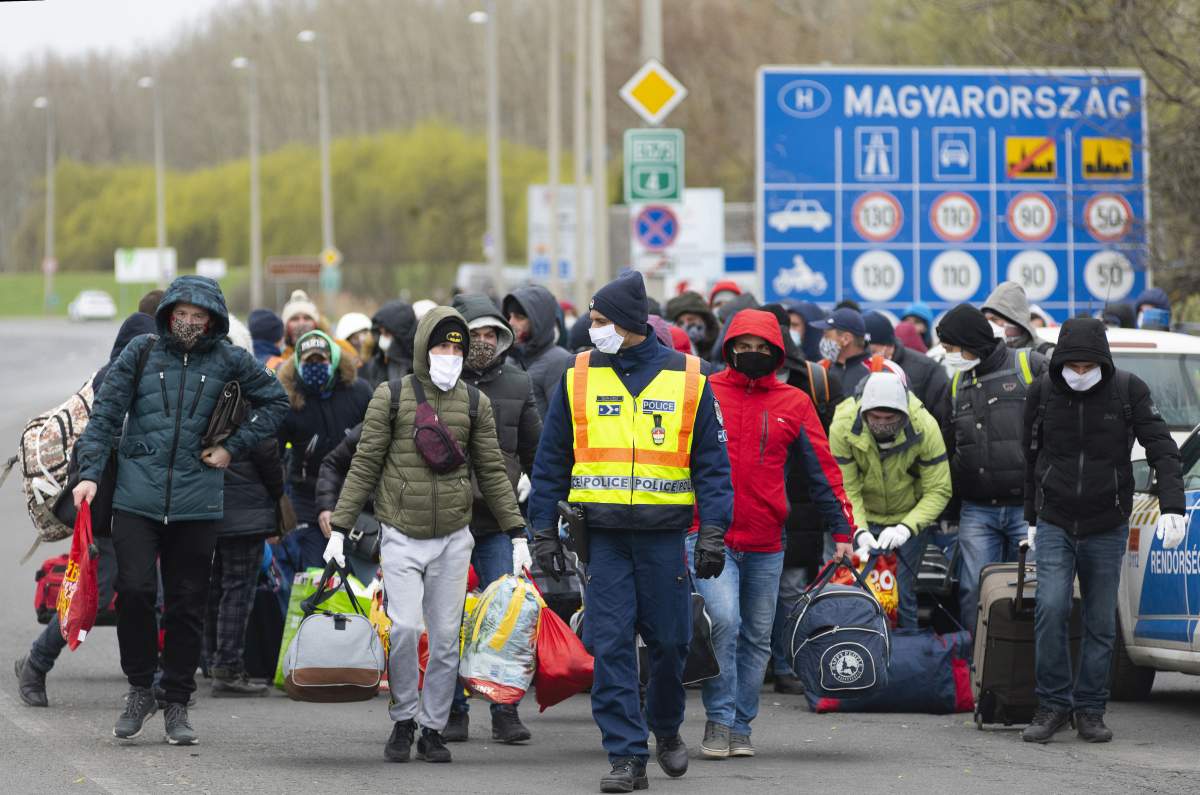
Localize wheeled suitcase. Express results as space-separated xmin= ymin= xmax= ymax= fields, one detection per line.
xmin=972 ymin=542 xmax=1081 ymax=728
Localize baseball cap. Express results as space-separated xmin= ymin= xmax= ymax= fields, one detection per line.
xmin=863 ymin=312 xmax=896 ymax=346
xmin=811 ymin=307 xmax=867 ymax=338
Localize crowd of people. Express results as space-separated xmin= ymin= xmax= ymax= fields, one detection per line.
xmin=10 ymin=272 xmax=1187 ymax=792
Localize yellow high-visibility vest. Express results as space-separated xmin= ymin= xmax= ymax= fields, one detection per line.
xmin=565 ymin=350 xmax=704 ymax=527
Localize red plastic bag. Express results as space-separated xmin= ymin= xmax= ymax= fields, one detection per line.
xmin=534 ymin=606 xmax=593 ymax=712
xmin=58 ymin=499 xmax=99 ymax=650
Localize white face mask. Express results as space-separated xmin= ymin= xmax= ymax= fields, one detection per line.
xmin=589 ymin=323 xmax=624 ymax=354
xmin=377 ymin=333 xmax=393 ymax=353
xmin=1062 ymin=365 xmax=1102 ymax=392
xmin=943 ymin=351 xmax=980 ymax=372
xmin=789 ymin=329 xmax=802 ymax=347
xmin=989 ymin=322 xmax=1008 ymax=339
xmin=429 ymin=353 xmax=463 ymax=391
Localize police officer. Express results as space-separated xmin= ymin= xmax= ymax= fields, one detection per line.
xmin=529 ymin=271 xmax=733 ymax=793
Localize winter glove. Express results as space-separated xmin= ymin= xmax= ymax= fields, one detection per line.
xmin=1156 ymin=513 xmax=1187 ymax=550
xmin=853 ymin=529 xmax=878 ymax=561
xmin=1026 ymin=524 xmax=1037 ymax=552
xmin=517 ymin=473 xmax=532 ymax=503
xmin=694 ymin=525 xmax=727 ymax=579
xmin=876 ymin=524 xmax=912 ymax=551
xmin=512 ymin=536 xmax=534 ymax=575
xmin=323 ymin=530 xmax=346 ymax=569
xmin=532 ymin=525 xmax=567 ymax=582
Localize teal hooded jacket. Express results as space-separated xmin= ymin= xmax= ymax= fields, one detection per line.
xmin=75 ymin=276 xmax=289 ymax=523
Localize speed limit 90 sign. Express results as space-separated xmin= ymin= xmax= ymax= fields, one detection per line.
xmin=1007 ymin=192 xmax=1056 ymax=242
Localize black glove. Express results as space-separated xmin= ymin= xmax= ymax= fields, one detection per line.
xmin=532 ymin=526 xmax=567 ymax=582
xmin=694 ymin=525 xmax=726 ymax=579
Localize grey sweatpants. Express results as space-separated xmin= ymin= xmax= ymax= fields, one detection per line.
xmin=380 ymin=523 xmax=474 ymax=728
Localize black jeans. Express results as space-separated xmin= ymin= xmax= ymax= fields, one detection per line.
xmin=113 ymin=510 xmax=218 ymax=704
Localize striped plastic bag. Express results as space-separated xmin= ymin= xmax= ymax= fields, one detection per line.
xmin=459 ymin=575 xmax=543 ymax=704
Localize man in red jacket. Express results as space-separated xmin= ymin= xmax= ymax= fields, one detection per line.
xmin=687 ymin=309 xmax=855 ymax=761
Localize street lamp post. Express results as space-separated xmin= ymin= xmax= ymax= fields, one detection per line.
xmin=33 ymin=96 xmax=55 ymax=311
xmin=546 ymin=0 xmax=562 ymax=298
xmin=573 ymin=0 xmax=588 ymax=311
xmin=470 ymin=4 xmax=505 ymax=296
xmin=297 ymin=30 xmax=335 ymax=260
xmin=232 ymin=57 xmax=263 ymax=308
xmin=137 ymin=76 xmax=169 ymax=288
xmin=589 ymin=0 xmax=609 ymax=288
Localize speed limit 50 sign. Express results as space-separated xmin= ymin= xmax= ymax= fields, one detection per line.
xmin=758 ymin=67 xmax=1149 ymax=318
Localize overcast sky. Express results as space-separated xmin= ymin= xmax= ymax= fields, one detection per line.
xmin=0 ymin=0 xmax=230 ymax=68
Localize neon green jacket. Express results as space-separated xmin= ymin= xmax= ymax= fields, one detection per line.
xmin=828 ymin=391 xmax=951 ymax=532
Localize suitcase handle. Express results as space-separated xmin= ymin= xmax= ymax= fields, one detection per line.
xmin=1013 ymin=540 xmax=1033 ymax=617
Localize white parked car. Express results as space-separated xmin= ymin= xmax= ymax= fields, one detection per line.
xmin=768 ymin=198 xmax=832 ymax=233
xmin=67 ymin=290 xmax=117 ymax=322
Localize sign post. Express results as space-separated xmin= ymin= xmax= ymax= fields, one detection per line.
xmin=757 ymin=67 xmax=1148 ymax=321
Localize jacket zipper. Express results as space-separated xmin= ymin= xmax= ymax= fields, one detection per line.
xmin=187 ymin=374 xmax=206 ymax=418
xmin=432 ymin=385 xmax=440 ymax=536
xmin=1073 ymin=399 xmax=1085 ymax=533
xmin=759 ymin=410 xmax=769 ymax=464
xmin=163 ymin=352 xmax=189 ymax=523
xmin=159 ymin=373 xmax=170 ymax=417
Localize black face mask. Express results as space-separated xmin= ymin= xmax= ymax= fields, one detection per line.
xmin=732 ymin=350 xmax=777 ymax=380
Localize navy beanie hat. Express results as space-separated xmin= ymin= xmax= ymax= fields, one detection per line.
xmin=590 ymin=271 xmax=649 ymax=336
xmin=248 ymin=308 xmax=284 ymax=343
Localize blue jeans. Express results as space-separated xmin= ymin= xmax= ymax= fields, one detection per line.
xmin=1034 ymin=521 xmax=1127 ymax=714
xmin=587 ymin=529 xmax=691 ymax=763
xmin=29 ymin=537 xmax=119 ymax=673
xmin=772 ymin=566 xmax=809 ymax=675
xmin=452 ymin=531 xmax=514 ymax=716
xmin=686 ymin=535 xmax=784 ymax=735
xmin=958 ymin=503 xmax=1030 ymax=635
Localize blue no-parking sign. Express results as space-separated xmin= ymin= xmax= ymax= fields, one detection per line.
xmin=757 ymin=67 xmax=1148 ymax=320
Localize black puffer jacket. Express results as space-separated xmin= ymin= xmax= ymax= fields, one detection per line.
xmin=361 ymin=300 xmax=417 ymax=390
xmin=316 ymin=424 xmax=362 ymax=516
xmin=1022 ymin=318 xmax=1184 ymax=535
xmin=502 ymin=285 xmax=572 ymax=418
xmin=947 ymin=340 xmax=1047 ymax=513
xmin=220 ymin=438 xmax=285 ymax=538
xmin=452 ymin=293 xmax=543 ymax=536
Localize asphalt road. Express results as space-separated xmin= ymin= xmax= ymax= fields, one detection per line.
xmin=1 ymin=318 xmax=1198 ymax=794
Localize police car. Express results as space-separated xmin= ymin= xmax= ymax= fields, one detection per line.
xmin=1035 ymin=326 xmax=1200 ymax=698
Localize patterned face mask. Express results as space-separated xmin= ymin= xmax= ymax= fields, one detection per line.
xmin=171 ymin=316 xmax=206 ymax=348
xmin=467 ymin=340 xmax=498 ymax=371
xmin=300 ymin=361 xmax=332 ymax=393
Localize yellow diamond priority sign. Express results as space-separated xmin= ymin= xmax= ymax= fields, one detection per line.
xmin=619 ymin=59 xmax=688 ymax=126
xmin=321 ymin=247 xmax=343 ymax=268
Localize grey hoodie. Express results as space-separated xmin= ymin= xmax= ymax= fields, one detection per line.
xmin=982 ymin=281 xmax=1039 ymax=349
xmin=502 ymin=285 xmax=572 ymax=418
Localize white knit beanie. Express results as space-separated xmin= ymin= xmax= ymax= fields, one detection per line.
xmin=281 ymin=289 xmax=320 ymax=325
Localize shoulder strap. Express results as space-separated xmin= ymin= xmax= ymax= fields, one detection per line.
xmin=1017 ymin=349 xmax=1034 ymax=385
xmin=409 ymin=376 xmax=428 ymax=406
xmin=466 ymin=384 xmax=480 ymax=421
xmin=804 ymin=361 xmax=829 ymax=406
xmin=125 ymin=334 xmax=159 ymax=414
xmin=387 ymin=378 xmax=404 ymax=423
xmin=1030 ymin=376 xmax=1050 ymax=452
xmin=950 ymin=370 xmax=961 ymax=401
xmin=1115 ymin=369 xmax=1134 ymax=422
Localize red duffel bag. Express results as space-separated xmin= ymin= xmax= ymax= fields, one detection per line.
xmin=534 ymin=605 xmax=593 ymax=712
xmin=58 ymin=499 xmax=99 ymax=650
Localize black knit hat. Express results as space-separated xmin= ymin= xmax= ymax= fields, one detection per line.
xmin=936 ymin=304 xmax=998 ymax=359
xmin=428 ymin=315 xmax=468 ymax=351
xmin=590 ymin=271 xmax=648 ymax=336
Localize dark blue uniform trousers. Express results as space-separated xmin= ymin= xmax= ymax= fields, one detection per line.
xmin=585 ymin=528 xmax=692 ymax=762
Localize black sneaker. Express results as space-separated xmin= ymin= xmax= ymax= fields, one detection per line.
xmin=601 ymin=757 xmax=648 ymax=793
xmin=163 ymin=702 xmax=198 ymax=745
xmin=385 ymin=719 xmax=415 ymax=762
xmin=113 ymin=686 xmax=157 ymax=740
xmin=443 ymin=709 xmax=469 ymax=743
xmin=773 ymin=673 xmax=806 ymax=695
xmin=14 ymin=655 xmax=48 ymax=708
xmin=416 ymin=728 xmax=452 ymax=763
xmin=211 ymin=671 xmax=268 ymax=698
xmin=491 ymin=704 xmax=532 ymax=744
xmin=655 ymin=734 xmax=688 ymax=777
xmin=1075 ymin=711 xmax=1113 ymax=743
xmin=1021 ymin=705 xmax=1073 ymax=744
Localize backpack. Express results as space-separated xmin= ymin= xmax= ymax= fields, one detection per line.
xmin=1 ymin=336 xmax=157 ymax=560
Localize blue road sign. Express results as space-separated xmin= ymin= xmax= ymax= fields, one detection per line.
xmin=757 ymin=67 xmax=1148 ymax=321
xmin=635 ymin=205 xmax=680 ymax=251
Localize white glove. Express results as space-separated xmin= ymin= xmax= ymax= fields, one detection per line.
xmin=853 ymin=530 xmax=878 ymax=561
xmin=512 ymin=536 xmax=533 ymax=575
xmin=876 ymin=524 xmax=912 ymax=551
xmin=323 ymin=531 xmax=346 ymax=568
xmin=1156 ymin=513 xmax=1187 ymax=550
xmin=517 ymin=473 xmax=532 ymax=503
xmin=1026 ymin=524 xmax=1037 ymax=552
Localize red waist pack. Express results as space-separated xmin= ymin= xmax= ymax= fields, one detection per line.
xmin=58 ymin=499 xmax=99 ymax=650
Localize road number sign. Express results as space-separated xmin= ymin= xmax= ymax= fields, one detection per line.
xmin=1083 ymin=251 xmax=1134 ymax=301
xmin=930 ymin=192 xmax=980 ymax=242
xmin=1007 ymin=250 xmax=1058 ymax=302
xmin=851 ymin=250 xmax=904 ymax=301
xmin=852 ymin=192 xmax=903 ymax=242
xmin=1084 ymin=193 xmax=1133 ymax=242
xmin=928 ymin=250 xmax=982 ymax=301
xmin=624 ymin=128 xmax=684 ymax=204
xmin=1007 ymin=192 xmax=1056 ymax=242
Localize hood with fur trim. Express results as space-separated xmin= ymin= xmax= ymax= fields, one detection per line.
xmin=277 ymin=345 xmax=362 ymax=411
